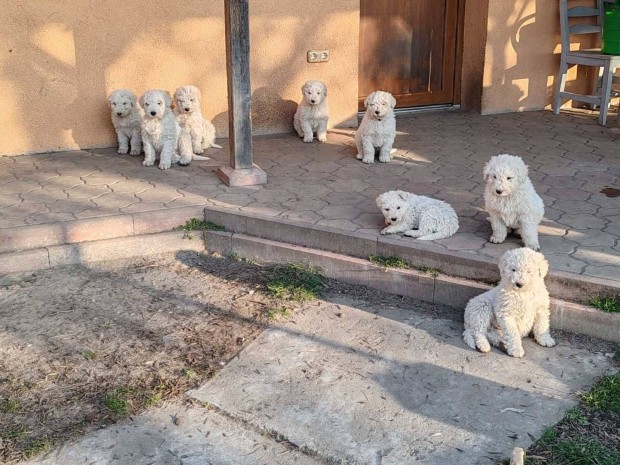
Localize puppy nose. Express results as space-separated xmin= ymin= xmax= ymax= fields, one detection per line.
xmin=391 ymin=217 xmax=397 ymax=222
xmin=310 ymin=99 xmax=316 ymax=104
xmin=515 ymin=282 xmax=523 ymax=288
xmin=150 ymin=111 xmax=156 ymax=116
xmin=185 ymin=108 xmax=190 ymax=112
xmin=116 ymin=112 xmax=122 ymax=116
xmin=496 ymin=189 xmax=503 ymax=194
xmin=374 ymin=110 xmax=380 ymax=115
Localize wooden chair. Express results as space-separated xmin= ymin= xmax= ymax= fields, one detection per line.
xmin=553 ymin=0 xmax=620 ymax=125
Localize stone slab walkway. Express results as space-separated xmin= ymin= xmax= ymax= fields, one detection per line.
xmin=1 ymin=110 xmax=619 ymax=282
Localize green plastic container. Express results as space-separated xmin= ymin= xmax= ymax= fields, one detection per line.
xmin=602 ymin=5 xmax=620 ymax=54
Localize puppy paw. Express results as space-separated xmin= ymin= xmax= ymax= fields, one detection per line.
xmin=159 ymin=162 xmax=171 ymax=170
xmin=380 ymin=228 xmax=389 ymax=235
xmin=355 ymin=153 xmax=363 ymax=160
xmin=193 ymin=147 xmax=204 ymax=154
xmin=303 ymin=135 xmax=314 ymax=143
xmin=178 ymin=160 xmax=190 ymax=166
xmin=129 ymin=149 xmax=141 ymax=156
xmin=490 ymin=235 xmax=505 ymax=244
xmin=361 ymin=157 xmax=374 ymax=164
xmin=317 ymin=134 xmax=327 ymax=143
xmin=118 ymin=147 xmax=128 ymax=155
xmin=536 ymin=334 xmax=556 ymax=347
xmin=142 ymin=160 xmax=155 ymax=167
xmin=477 ymin=340 xmax=491 ymax=353
xmin=526 ymin=243 xmax=541 ymax=251
xmin=507 ymin=347 xmax=525 ymax=358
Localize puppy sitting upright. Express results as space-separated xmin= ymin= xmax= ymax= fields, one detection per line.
xmin=108 ymin=89 xmax=142 ymax=155
xmin=293 ymin=80 xmax=329 ymax=143
xmin=462 ymin=248 xmax=555 ymax=358
xmin=484 ymin=154 xmax=544 ymax=251
xmin=173 ymin=85 xmax=222 ymax=154
xmin=356 ymin=90 xmax=396 ymax=164
xmin=139 ymin=89 xmax=193 ymax=170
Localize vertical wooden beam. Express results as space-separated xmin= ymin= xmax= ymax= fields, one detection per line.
xmin=217 ymin=0 xmax=267 ymax=186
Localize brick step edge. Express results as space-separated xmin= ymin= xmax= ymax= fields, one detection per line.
xmin=205 ymin=230 xmax=620 ymax=344
xmin=0 ymin=205 xmax=207 ymax=254
xmin=0 ymin=230 xmax=205 ymax=274
xmin=203 ymin=206 xmax=620 ymax=305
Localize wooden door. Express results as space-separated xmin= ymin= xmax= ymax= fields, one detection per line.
xmin=359 ymin=0 xmax=460 ymax=109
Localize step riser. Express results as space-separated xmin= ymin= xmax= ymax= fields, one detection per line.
xmin=203 ymin=206 xmax=620 ymax=305
xmin=206 ymin=230 xmax=620 ymax=343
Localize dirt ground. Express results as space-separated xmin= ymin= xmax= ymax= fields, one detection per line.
xmin=0 ymin=251 xmax=616 ymax=464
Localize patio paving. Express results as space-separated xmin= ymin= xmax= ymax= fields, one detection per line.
xmin=0 ymin=109 xmax=619 ymax=284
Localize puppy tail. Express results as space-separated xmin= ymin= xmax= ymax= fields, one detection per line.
xmin=210 ymin=143 xmax=223 ymax=149
xmin=390 ymin=148 xmax=397 ymax=154
xmin=191 ymin=154 xmax=211 ymax=161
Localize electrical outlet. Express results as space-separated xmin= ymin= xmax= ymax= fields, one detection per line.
xmin=307 ymin=49 xmax=329 ymax=63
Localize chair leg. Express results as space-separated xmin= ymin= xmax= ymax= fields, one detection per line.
xmin=553 ymin=61 xmax=568 ymax=114
xmin=599 ymin=62 xmax=613 ymax=126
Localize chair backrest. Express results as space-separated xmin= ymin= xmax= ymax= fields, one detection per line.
xmin=559 ymin=0 xmax=604 ymax=52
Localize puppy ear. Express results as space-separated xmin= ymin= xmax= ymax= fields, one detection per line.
xmin=364 ymin=95 xmax=370 ymax=108
xmin=194 ymin=86 xmax=202 ymax=102
xmin=301 ymin=84 xmax=306 ymax=95
xmin=321 ymin=82 xmax=327 ymax=96
xmin=498 ymin=251 xmax=509 ymax=278
xmin=107 ymin=94 xmax=114 ymax=107
xmin=396 ymin=191 xmax=408 ymax=201
xmin=389 ymin=94 xmax=396 ymax=109
xmin=537 ymin=253 xmax=549 ymax=278
xmin=483 ymin=162 xmax=491 ymax=181
xmin=375 ymin=195 xmax=384 ymax=208
xmin=138 ymin=93 xmax=145 ymax=108
xmin=164 ymin=92 xmax=172 ymax=109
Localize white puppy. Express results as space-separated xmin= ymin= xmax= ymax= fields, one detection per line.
xmin=484 ymin=154 xmax=544 ymax=251
xmin=108 ymin=89 xmax=142 ymax=155
xmin=139 ymin=89 xmax=193 ymax=170
xmin=462 ymin=248 xmax=555 ymax=358
xmin=376 ymin=190 xmax=459 ymax=240
xmin=173 ymin=85 xmax=222 ymax=155
xmin=293 ymin=80 xmax=329 ymax=143
xmin=356 ymin=91 xmax=396 ymax=164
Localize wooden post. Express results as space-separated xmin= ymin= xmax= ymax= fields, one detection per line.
xmin=217 ymin=0 xmax=267 ymax=186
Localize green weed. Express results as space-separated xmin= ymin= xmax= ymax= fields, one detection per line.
xmin=266 ymin=263 xmax=325 ymax=302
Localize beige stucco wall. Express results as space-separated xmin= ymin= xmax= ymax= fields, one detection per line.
xmin=0 ymin=0 xmax=359 ymax=156
xmin=480 ymin=0 xmax=596 ymax=114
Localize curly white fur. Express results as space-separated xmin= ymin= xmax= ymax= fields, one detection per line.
xmin=108 ymin=89 xmax=143 ymax=156
xmin=484 ymin=154 xmax=544 ymax=250
xmin=376 ymin=190 xmax=459 ymax=240
xmin=173 ymin=85 xmax=221 ymax=157
xmin=356 ymin=91 xmax=396 ymax=164
xmin=139 ymin=89 xmax=193 ymax=170
xmin=293 ymin=80 xmax=329 ymax=143
xmin=463 ymin=248 xmax=555 ymax=358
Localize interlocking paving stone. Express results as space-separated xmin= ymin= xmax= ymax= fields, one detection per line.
xmin=0 ymin=110 xmax=617 ymax=288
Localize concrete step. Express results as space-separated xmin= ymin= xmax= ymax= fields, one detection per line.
xmin=0 ymin=205 xmax=206 ymax=254
xmin=204 ymin=229 xmax=620 ymax=343
xmin=203 ymin=205 xmax=620 ymax=307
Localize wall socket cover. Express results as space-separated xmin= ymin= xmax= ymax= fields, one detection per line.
xmin=307 ymin=49 xmax=329 ymax=63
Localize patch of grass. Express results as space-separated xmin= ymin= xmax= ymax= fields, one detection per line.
xmin=562 ymin=407 xmax=589 ymax=426
xmin=267 ymin=307 xmax=291 ymax=321
xmin=550 ymin=437 xmax=620 ymax=465
xmin=145 ymin=392 xmax=163 ymax=407
xmin=1 ymin=427 xmax=26 ymax=440
xmin=369 ymin=255 xmax=410 ymax=269
xmin=182 ymin=368 xmax=197 ymax=378
xmin=227 ymin=252 xmax=258 ymax=265
xmin=614 ymin=344 xmax=620 ymax=363
xmin=589 ymin=296 xmax=620 ymax=313
xmin=0 ymin=398 xmax=21 ymax=414
xmin=419 ymin=266 xmax=441 ymax=277
xmin=581 ymin=374 xmax=620 ymax=413
xmin=175 ymin=218 xmax=227 ymax=232
xmin=103 ymin=387 xmax=131 ymax=419
xmin=266 ymin=263 xmax=325 ymax=303
xmin=23 ymin=438 xmax=49 ymax=458
xmin=82 ymin=350 xmax=97 ymax=360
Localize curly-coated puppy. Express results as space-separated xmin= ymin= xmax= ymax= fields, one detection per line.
xmin=173 ymin=85 xmax=222 ymax=155
xmin=139 ymin=89 xmax=193 ymax=170
xmin=356 ymin=91 xmax=396 ymax=164
xmin=376 ymin=190 xmax=459 ymax=240
xmin=463 ymin=248 xmax=554 ymax=358
xmin=108 ymin=89 xmax=142 ymax=155
xmin=293 ymin=80 xmax=329 ymax=143
xmin=484 ymin=154 xmax=544 ymax=251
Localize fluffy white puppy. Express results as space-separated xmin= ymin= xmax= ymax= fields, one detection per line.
xmin=108 ymin=89 xmax=142 ymax=155
xmin=376 ymin=190 xmax=459 ymax=240
xmin=293 ymin=80 xmax=329 ymax=143
xmin=484 ymin=154 xmax=544 ymax=251
xmin=139 ymin=89 xmax=193 ymax=170
xmin=173 ymin=85 xmax=222 ymax=155
xmin=462 ymin=248 xmax=555 ymax=358
xmin=356 ymin=91 xmax=396 ymax=164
